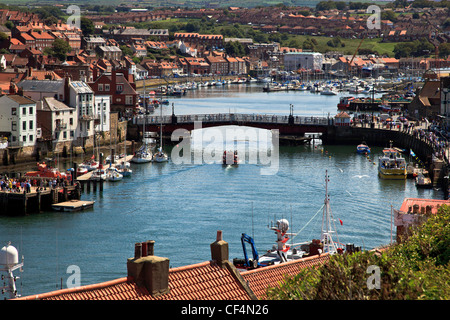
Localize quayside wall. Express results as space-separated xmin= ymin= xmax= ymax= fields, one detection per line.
xmin=324 ymin=126 xmax=434 ymax=160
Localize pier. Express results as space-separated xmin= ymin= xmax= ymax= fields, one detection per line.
xmin=0 ymin=184 xmax=81 ymax=215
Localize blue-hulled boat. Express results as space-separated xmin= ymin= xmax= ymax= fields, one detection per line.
xmin=357 ymin=142 xmax=371 ymax=154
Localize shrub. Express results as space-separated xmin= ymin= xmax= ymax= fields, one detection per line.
xmin=267 ymin=206 xmax=450 ymax=300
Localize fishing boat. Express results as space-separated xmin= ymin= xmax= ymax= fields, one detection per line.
xmin=356 ymin=142 xmax=371 ymax=154
xmin=106 ymin=167 xmax=123 ymax=182
xmin=337 ymin=96 xmax=355 ymax=110
xmin=233 ymin=171 xmax=348 ymax=270
xmin=24 ymin=162 xmax=69 ymax=180
xmin=415 ymin=171 xmax=432 ymax=189
xmin=378 ymin=143 xmax=407 ymax=179
xmin=222 ymin=150 xmax=238 ymax=165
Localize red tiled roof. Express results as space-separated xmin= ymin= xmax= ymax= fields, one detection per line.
xmin=241 ymin=254 xmax=330 ymax=299
xmin=399 ymin=198 xmax=450 ymax=215
xmin=17 ymin=261 xmax=253 ymax=300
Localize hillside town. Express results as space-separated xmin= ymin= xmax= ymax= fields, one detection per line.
xmin=1 ymin=1 xmax=450 ymax=304
xmin=0 ymin=2 xmax=449 ymax=164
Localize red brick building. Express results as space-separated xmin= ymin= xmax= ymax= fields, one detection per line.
xmin=88 ymin=69 xmax=138 ymax=114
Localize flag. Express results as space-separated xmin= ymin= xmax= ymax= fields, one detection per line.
xmin=410 ymin=149 xmax=416 ymax=157
xmin=339 ymin=219 xmax=343 ymax=226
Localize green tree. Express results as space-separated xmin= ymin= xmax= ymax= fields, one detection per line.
xmin=119 ymin=45 xmax=132 ymax=57
xmin=80 ymin=17 xmax=94 ymax=36
xmin=224 ymin=41 xmax=245 ymax=57
xmin=439 ymin=43 xmax=450 ymax=58
xmin=49 ymin=39 xmax=72 ymax=61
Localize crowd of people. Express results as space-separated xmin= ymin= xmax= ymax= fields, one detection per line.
xmin=0 ymin=176 xmax=70 ymax=193
xmin=413 ymin=127 xmax=450 ymax=161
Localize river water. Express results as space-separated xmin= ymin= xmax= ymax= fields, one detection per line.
xmin=0 ymin=83 xmax=443 ymax=298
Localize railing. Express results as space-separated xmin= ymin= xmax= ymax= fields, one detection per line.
xmin=134 ymin=113 xmax=330 ymax=126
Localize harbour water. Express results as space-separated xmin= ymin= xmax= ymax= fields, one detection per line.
xmin=0 ymin=84 xmax=443 ymax=298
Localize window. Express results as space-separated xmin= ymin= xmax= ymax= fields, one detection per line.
xmin=98 ymin=84 xmax=103 ymax=91
xmin=11 ymin=121 xmax=17 ymax=131
xmin=22 ymin=121 xmax=26 ymax=130
xmin=29 ymin=120 xmax=33 ymax=130
xmin=11 ymin=108 xmax=17 ymax=115
xmin=125 ymin=96 xmax=133 ymax=105
xmin=63 ymin=131 xmax=67 ymax=139
xmin=29 ymin=135 xmax=33 ymax=142
xmin=70 ymin=118 xmax=73 ymax=126
xmin=22 ymin=107 xmax=26 ymax=116
xmin=29 ymin=107 xmax=33 ymax=115
xmin=23 ymin=135 xmax=26 ymax=142
xmin=116 ymin=85 xmax=123 ymax=92
xmin=105 ymin=84 xmax=110 ymax=91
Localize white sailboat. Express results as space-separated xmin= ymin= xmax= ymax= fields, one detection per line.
xmin=132 ymin=79 xmax=153 ymax=164
xmin=106 ymin=167 xmax=123 ymax=182
xmin=320 ymin=86 xmax=337 ymax=95
xmin=153 ymin=100 xmax=169 ymax=163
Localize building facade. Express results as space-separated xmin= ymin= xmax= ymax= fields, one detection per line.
xmin=0 ymin=94 xmax=37 ymax=148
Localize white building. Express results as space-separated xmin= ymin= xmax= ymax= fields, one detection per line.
xmin=283 ymin=52 xmax=324 ymax=72
xmin=94 ymin=95 xmax=111 ymax=133
xmin=37 ymin=97 xmax=77 ymax=150
xmin=67 ymin=80 xmax=95 ymax=147
xmin=0 ymin=95 xmax=37 ymax=148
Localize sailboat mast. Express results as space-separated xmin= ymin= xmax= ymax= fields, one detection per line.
xmin=160 ymin=97 xmax=163 ymax=149
xmin=322 ymin=170 xmax=336 ymax=254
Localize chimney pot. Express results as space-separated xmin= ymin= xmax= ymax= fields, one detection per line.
xmin=127 ymin=241 xmax=169 ymax=297
xmin=141 ymin=242 xmax=147 ymax=257
xmin=210 ymin=230 xmax=228 ymax=267
xmin=134 ymin=242 xmax=142 ymax=259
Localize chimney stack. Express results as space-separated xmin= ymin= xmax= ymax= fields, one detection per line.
xmin=127 ymin=241 xmax=169 ymax=297
xmin=210 ymin=230 xmax=229 ymax=267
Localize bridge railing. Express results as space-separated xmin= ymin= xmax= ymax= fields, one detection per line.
xmin=134 ymin=113 xmax=330 ymax=126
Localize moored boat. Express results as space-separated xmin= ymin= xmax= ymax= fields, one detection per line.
xmin=153 ymin=147 xmax=168 ymax=163
xmin=356 ymin=142 xmax=371 ymax=154
xmin=415 ymin=171 xmax=432 ymax=188
xmin=90 ymin=167 xmax=107 ymax=181
xmin=337 ymin=96 xmax=355 ymax=110
xmin=233 ymin=171 xmax=351 ymax=271
xmin=378 ymin=143 xmax=407 ymax=179
xmin=320 ymin=86 xmax=337 ymax=95
xmin=76 ymin=164 xmax=88 ymax=176
xmin=24 ymin=162 xmax=69 ymax=180
xmin=222 ymin=150 xmax=238 ymax=165
xmin=106 ymin=167 xmax=123 ymax=182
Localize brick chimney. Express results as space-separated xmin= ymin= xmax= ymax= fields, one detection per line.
xmin=210 ymin=230 xmax=229 ymax=267
xmin=127 ymin=241 xmax=170 ymax=297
